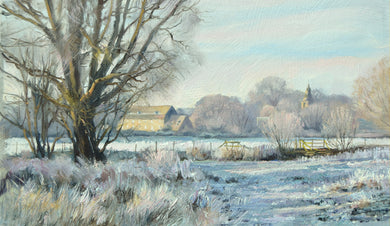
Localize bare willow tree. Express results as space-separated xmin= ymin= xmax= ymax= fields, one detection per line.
xmin=322 ymin=106 xmax=358 ymax=150
xmin=354 ymin=57 xmax=389 ymax=134
xmin=1 ymin=0 xmax=199 ymax=162
xmin=261 ymin=111 xmax=302 ymax=153
xmin=0 ymin=52 xmax=61 ymax=158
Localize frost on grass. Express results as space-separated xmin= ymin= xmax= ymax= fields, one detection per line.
xmin=0 ymin=150 xmax=221 ymax=225
xmin=193 ymin=147 xmax=390 ymax=224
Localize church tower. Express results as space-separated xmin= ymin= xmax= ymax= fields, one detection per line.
xmin=301 ymin=84 xmax=313 ymax=109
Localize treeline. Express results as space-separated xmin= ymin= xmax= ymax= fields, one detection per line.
xmin=189 ymin=55 xmax=390 ymax=138
xmin=188 ymin=76 xmax=355 ymax=137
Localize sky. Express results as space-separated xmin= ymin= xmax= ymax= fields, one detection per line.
xmin=151 ymin=0 xmax=390 ymax=108
xmin=1 ymin=0 xmax=389 ymax=108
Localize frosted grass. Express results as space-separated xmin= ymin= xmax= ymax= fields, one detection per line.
xmin=193 ymin=147 xmax=390 ymax=224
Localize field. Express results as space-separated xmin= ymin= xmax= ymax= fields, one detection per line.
xmin=0 ymin=137 xmax=389 ymax=225
xmin=4 ymin=136 xmax=390 ymax=156
xmin=0 ymin=149 xmax=221 ymax=225
xmin=193 ymin=147 xmax=390 ymax=224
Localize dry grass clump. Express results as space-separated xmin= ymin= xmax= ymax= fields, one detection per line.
xmin=218 ymin=146 xmax=245 ymax=160
xmin=0 ymin=152 xmax=219 ymax=225
xmin=321 ymin=164 xmax=389 ymax=217
xmin=212 ymin=144 xmax=278 ymax=161
xmin=186 ymin=146 xmax=211 ymax=161
xmin=351 ymin=199 xmax=371 ymax=209
xmin=243 ymin=145 xmax=278 ymax=161
xmin=184 ymin=144 xmax=278 ymax=161
xmin=329 ymin=168 xmax=388 ymax=193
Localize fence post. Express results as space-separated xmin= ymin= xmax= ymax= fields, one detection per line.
xmin=16 ymin=143 xmax=18 ymax=155
xmin=210 ymin=142 xmax=212 ymax=151
xmin=155 ymin=141 xmax=158 ymax=153
xmin=173 ymin=141 xmax=175 ymax=152
xmin=135 ymin=144 xmax=137 ymax=152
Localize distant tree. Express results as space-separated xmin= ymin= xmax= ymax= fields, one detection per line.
xmin=300 ymin=103 xmax=326 ymax=131
xmin=261 ymin=111 xmax=302 ymax=152
xmin=311 ymin=89 xmax=327 ymax=102
xmin=248 ymin=76 xmax=287 ymax=107
xmin=276 ymin=89 xmax=304 ymax=113
xmin=244 ymin=103 xmax=261 ymax=133
xmin=353 ymin=57 xmax=389 ymax=134
xmin=0 ymin=58 xmax=61 ymax=158
xmin=301 ymin=90 xmax=352 ymax=134
xmin=309 ymin=88 xmax=352 ymax=110
xmin=326 ymin=95 xmax=352 ymax=107
xmin=190 ymin=94 xmax=255 ymax=135
xmin=277 ymin=98 xmax=299 ymax=113
xmin=322 ymin=106 xmax=358 ymax=150
xmin=259 ymin=105 xmax=276 ymax=117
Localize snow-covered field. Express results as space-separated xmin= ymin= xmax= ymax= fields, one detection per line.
xmin=1 ymin=137 xmax=389 ymax=224
xmin=192 ymin=147 xmax=390 ymax=224
xmin=3 ymin=136 xmax=390 ymax=155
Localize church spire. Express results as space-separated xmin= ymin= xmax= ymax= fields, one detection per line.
xmin=301 ymin=84 xmax=313 ymax=109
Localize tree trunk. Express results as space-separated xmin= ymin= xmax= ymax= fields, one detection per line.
xmin=72 ymin=110 xmax=106 ymax=163
xmin=35 ymin=133 xmax=45 ymax=158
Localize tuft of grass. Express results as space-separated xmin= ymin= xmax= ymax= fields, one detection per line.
xmin=186 ymin=145 xmax=212 ymax=161
xmin=243 ymin=145 xmax=278 ymax=161
xmin=0 ymin=152 xmax=219 ymax=225
xmin=218 ymin=146 xmax=245 ymax=160
xmin=212 ymin=144 xmax=278 ymax=161
xmin=329 ymin=168 xmax=389 ymax=193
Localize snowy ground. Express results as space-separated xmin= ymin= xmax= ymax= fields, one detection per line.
xmin=2 ymin=137 xmax=389 ymax=225
xmin=192 ymin=147 xmax=390 ymax=225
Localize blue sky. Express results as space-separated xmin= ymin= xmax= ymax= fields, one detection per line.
xmin=153 ymin=0 xmax=389 ymax=107
xmin=1 ymin=0 xmax=388 ymax=108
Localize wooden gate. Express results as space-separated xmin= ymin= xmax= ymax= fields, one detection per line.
xmin=294 ymin=139 xmax=331 ymax=156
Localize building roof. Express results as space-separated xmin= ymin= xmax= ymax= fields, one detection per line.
xmin=124 ymin=105 xmax=176 ymax=120
xmin=129 ymin=105 xmax=174 ymax=115
xmin=169 ymin=115 xmax=188 ymax=131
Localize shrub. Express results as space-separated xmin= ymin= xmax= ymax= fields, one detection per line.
xmin=322 ymin=106 xmax=358 ymax=150
xmin=261 ymin=111 xmax=303 ymax=153
xmin=300 ymin=103 xmax=326 ymax=131
xmin=218 ymin=146 xmax=245 ymax=160
xmin=186 ymin=145 xmax=212 ymax=161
